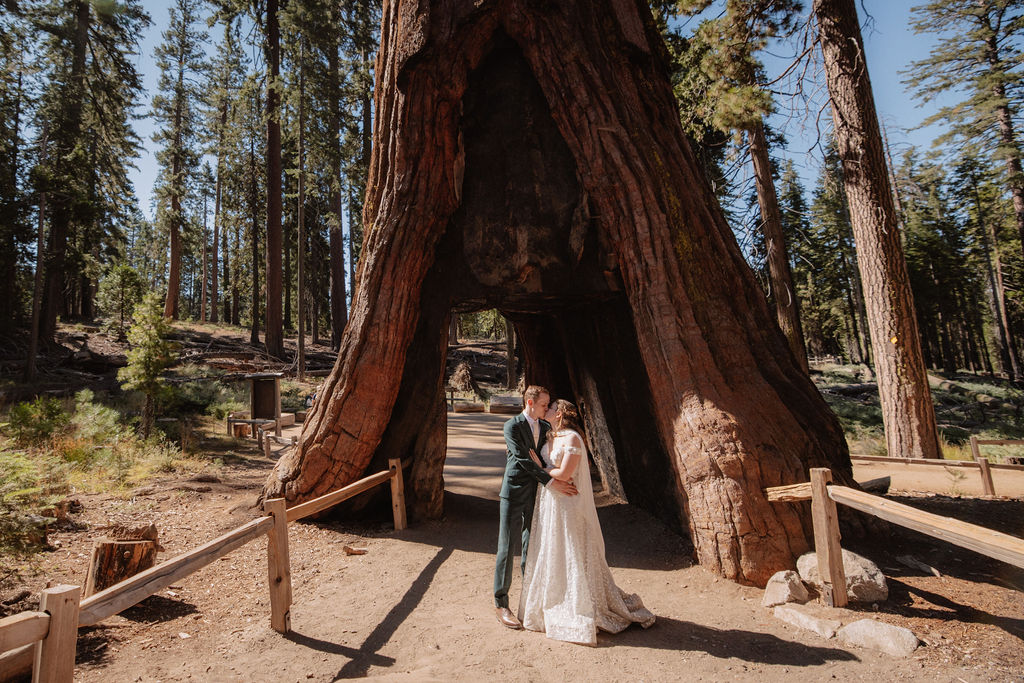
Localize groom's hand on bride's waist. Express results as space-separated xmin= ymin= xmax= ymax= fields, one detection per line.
xmin=548 ymin=479 xmax=578 ymax=496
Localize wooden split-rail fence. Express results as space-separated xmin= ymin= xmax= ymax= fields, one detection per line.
xmin=766 ymin=467 xmax=1024 ymax=608
xmin=0 ymin=459 xmax=408 ymax=683
xmin=850 ymin=436 xmax=1024 ymax=497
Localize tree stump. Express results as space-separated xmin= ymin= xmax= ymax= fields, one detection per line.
xmin=84 ymin=524 xmax=160 ymax=597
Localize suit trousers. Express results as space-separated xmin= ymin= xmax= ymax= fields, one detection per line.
xmin=493 ymin=484 xmax=537 ymax=608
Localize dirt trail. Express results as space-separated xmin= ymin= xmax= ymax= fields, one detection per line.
xmin=29 ymin=413 xmax=1024 ymax=681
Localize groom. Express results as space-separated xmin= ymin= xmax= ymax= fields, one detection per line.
xmin=494 ymin=384 xmax=577 ymax=629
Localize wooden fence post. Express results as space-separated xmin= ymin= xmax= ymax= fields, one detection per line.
xmin=388 ymin=458 xmax=407 ymax=531
xmin=809 ymin=468 xmax=847 ymax=608
xmin=970 ymin=436 xmax=996 ymax=497
xmin=33 ymin=584 xmax=79 ymax=683
xmin=264 ymin=498 xmax=292 ymax=634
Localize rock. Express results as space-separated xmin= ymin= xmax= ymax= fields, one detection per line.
xmin=797 ymin=549 xmax=888 ymax=603
xmin=837 ymin=619 xmax=919 ymax=657
xmin=773 ymin=605 xmax=841 ymax=639
xmin=762 ymin=570 xmax=810 ymax=607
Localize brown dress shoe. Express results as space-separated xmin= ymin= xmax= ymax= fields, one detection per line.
xmin=496 ymin=607 xmax=523 ymax=630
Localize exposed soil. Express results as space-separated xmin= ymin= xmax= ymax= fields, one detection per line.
xmin=0 ymin=412 xmax=1020 ymax=682
xmin=2 ymin=329 xmax=1022 ymax=681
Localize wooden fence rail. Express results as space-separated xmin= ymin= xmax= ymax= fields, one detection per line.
xmin=851 ymin=443 xmax=1024 ymax=498
xmin=0 ymin=459 xmax=406 ymax=683
xmin=766 ymin=467 xmax=1024 ymax=608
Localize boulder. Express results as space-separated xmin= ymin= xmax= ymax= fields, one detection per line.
xmin=762 ymin=570 xmax=810 ymax=607
xmin=837 ymin=619 xmax=919 ymax=657
xmin=773 ymin=605 xmax=841 ymax=639
xmin=797 ymin=549 xmax=888 ymax=603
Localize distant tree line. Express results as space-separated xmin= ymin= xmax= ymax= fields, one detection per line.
xmin=1 ymin=0 xmax=1021 ymax=399
xmin=0 ymin=0 xmax=378 ymax=362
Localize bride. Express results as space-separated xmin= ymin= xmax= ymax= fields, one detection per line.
xmin=518 ymin=399 xmax=655 ymax=645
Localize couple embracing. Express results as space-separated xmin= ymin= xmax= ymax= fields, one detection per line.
xmin=493 ymin=385 xmax=655 ymax=646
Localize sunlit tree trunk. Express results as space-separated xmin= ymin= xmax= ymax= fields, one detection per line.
xmin=814 ymin=0 xmax=941 ymax=459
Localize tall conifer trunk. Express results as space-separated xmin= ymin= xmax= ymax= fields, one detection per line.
xmin=814 ymin=0 xmax=941 ymax=459
xmin=264 ymin=0 xmax=284 ymax=357
xmin=749 ymin=119 xmax=808 ymax=374
xmin=328 ymin=17 xmax=347 ymax=351
xmin=264 ymin=0 xmax=855 ymax=585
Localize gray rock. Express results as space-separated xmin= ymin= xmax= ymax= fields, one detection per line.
xmin=797 ymin=549 xmax=888 ymax=603
xmin=837 ymin=619 xmax=919 ymax=657
xmin=762 ymin=570 xmax=810 ymax=607
xmin=773 ymin=605 xmax=841 ymax=639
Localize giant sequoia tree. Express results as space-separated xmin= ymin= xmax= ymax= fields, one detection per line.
xmin=263 ymin=0 xmax=854 ymax=585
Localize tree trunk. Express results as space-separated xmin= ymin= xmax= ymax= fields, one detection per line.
xmin=212 ymin=136 xmax=222 ymax=323
xmin=201 ymin=193 xmax=208 ymax=322
xmin=250 ymin=134 xmax=260 ymax=346
xmin=264 ymin=0 xmax=855 ymax=586
xmin=230 ymin=218 xmax=239 ymax=325
xmin=297 ymin=39 xmax=306 ymax=381
xmin=985 ymin=36 xmax=1024 ymax=263
xmin=814 ymin=0 xmax=941 ymax=459
xmin=748 ymin=119 xmax=809 ymax=374
xmin=328 ymin=17 xmax=348 ymax=351
xmin=504 ymin=316 xmax=515 ymax=389
xmin=264 ymin=0 xmax=284 ymax=358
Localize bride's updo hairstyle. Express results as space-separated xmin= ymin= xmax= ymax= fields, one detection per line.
xmin=552 ymin=399 xmax=582 ymax=434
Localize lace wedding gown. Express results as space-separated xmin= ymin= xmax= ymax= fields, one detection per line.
xmin=518 ymin=430 xmax=655 ymax=645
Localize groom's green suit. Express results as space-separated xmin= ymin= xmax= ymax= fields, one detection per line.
xmin=494 ymin=412 xmax=552 ymax=609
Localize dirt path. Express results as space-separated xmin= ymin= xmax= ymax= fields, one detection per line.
xmin=28 ymin=414 xmax=1024 ymax=681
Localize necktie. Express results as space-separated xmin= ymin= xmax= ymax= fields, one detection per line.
xmin=531 ymin=419 xmax=539 ymax=446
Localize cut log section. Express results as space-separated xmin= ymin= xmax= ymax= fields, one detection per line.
xmin=84 ymin=526 xmax=161 ymax=597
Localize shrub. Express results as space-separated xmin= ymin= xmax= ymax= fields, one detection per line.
xmin=0 ymin=450 xmax=69 ymax=561
xmin=5 ymin=396 xmax=70 ymax=446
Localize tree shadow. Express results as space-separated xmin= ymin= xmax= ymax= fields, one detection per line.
xmin=884 ymin=577 xmax=1024 ymax=642
xmin=285 ymin=545 xmax=454 ymax=679
xmin=118 ymin=594 xmax=200 ymax=623
xmin=605 ymin=615 xmax=860 ymax=665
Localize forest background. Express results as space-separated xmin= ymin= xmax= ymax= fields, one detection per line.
xmin=1 ymin=0 xmax=1023 ymax=438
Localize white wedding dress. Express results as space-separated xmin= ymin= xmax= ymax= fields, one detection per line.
xmin=518 ymin=430 xmax=655 ymax=645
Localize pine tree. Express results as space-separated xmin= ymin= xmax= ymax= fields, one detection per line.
xmin=33 ymin=0 xmax=149 ymax=339
xmin=118 ymin=291 xmax=176 ymax=439
xmin=814 ymin=0 xmax=942 ymax=459
xmin=0 ymin=10 xmax=35 ymax=333
xmin=950 ymin=150 xmax=1021 ymax=378
xmin=204 ymin=19 xmax=248 ymax=326
xmin=676 ymin=0 xmax=809 ymax=373
xmin=151 ymin=0 xmax=207 ymax=320
xmin=97 ymin=263 xmax=144 ymax=340
xmin=904 ymin=1 xmax=1024 ymax=263
xmin=806 ymin=141 xmax=870 ymax=362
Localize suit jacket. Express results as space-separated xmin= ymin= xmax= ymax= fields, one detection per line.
xmin=500 ymin=413 xmax=553 ymax=499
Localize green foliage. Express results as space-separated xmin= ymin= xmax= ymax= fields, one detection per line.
xmin=5 ymin=396 xmax=70 ymax=446
xmin=119 ymin=292 xmax=178 ymax=437
xmin=161 ymin=364 xmax=246 ymax=419
xmin=97 ymin=263 xmax=146 ymax=338
xmin=458 ymin=310 xmax=507 ymax=340
xmin=0 ymin=449 xmax=69 ymax=562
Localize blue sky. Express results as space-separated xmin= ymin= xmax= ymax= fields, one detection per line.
xmin=128 ymin=1 xmax=952 ymax=220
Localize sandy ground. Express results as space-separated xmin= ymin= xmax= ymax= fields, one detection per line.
xmin=18 ymin=413 xmax=1024 ymax=682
